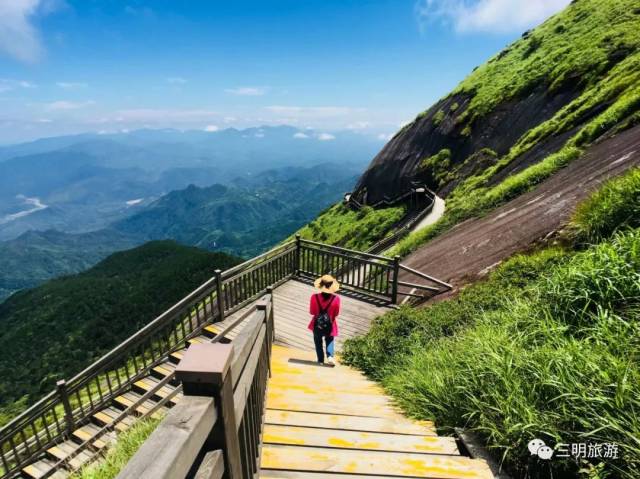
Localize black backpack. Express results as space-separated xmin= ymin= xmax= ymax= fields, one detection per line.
xmin=314 ymin=294 xmax=335 ymax=334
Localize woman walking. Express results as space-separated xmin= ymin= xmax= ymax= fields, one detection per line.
xmin=308 ymin=274 xmax=341 ymax=365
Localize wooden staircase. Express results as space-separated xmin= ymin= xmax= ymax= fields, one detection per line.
xmin=20 ymin=322 xmax=242 ymax=479
xmin=260 ymin=345 xmax=492 ymax=479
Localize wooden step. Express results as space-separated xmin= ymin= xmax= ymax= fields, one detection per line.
xmin=46 ymin=439 xmax=93 ymax=470
xmin=169 ymin=350 xmax=184 ymax=364
xmin=264 ymin=410 xmax=435 ymax=436
xmin=261 ymin=444 xmax=493 ymax=479
xmin=151 ymin=360 xmax=177 ymax=380
xmin=114 ymin=391 xmax=166 ymax=417
xmin=133 ymin=376 xmax=182 ymax=404
xmin=263 ymin=425 xmax=457 ymax=455
xmin=92 ymin=406 xmax=135 ymax=432
xmin=72 ymin=422 xmax=115 ymax=449
xmin=266 ymin=397 xmax=400 ymax=418
xmin=22 ymin=458 xmax=68 ymax=479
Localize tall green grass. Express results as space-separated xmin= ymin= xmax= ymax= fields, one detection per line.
xmin=295 ymin=203 xmax=406 ymax=250
xmin=72 ymin=416 xmax=162 ymax=479
xmin=344 ymin=230 xmax=640 ymax=477
xmin=570 ymin=168 xmax=640 ymax=244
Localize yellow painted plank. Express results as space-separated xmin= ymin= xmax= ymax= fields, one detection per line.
xmin=267 ymin=381 xmax=382 ymax=396
xmin=265 ymin=398 xmax=400 ymax=418
xmin=264 ymin=410 xmax=435 ymax=435
xmin=23 ymin=464 xmax=44 ymax=479
xmin=266 ymin=390 xmax=393 ymax=408
xmin=261 ymin=445 xmax=493 ymax=479
xmin=263 ymin=425 xmax=456 ymax=454
xmin=73 ymin=429 xmax=107 ymax=449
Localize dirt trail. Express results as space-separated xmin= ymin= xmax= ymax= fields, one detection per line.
xmin=400 ymin=125 xmax=640 ymax=294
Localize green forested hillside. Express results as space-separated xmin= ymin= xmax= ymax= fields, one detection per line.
xmin=114 ymin=166 xmax=357 ymax=257
xmin=0 ymin=229 xmax=138 ymax=301
xmin=0 ymin=241 xmax=240 ymax=418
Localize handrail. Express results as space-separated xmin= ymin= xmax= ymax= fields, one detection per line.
xmin=116 ymin=293 xmax=275 ymax=479
xmin=399 ymin=263 xmax=452 ymax=289
xmin=366 ymin=193 xmax=436 ymax=255
xmin=299 ymin=238 xmax=394 ymax=263
xmin=345 ymin=182 xmax=435 ymax=210
xmin=0 ymin=242 xmax=294 ymax=479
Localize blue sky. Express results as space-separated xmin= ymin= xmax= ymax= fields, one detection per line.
xmin=0 ymin=0 xmax=570 ymax=144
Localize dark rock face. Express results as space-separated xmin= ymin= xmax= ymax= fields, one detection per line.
xmin=352 ymin=85 xmax=582 ymax=204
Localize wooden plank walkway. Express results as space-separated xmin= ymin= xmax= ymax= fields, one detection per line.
xmin=271 ymin=279 xmax=391 ymax=351
xmin=260 ymin=345 xmax=493 ymax=479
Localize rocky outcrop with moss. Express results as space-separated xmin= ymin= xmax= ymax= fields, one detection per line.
xmin=353 ymin=0 xmax=640 ymax=204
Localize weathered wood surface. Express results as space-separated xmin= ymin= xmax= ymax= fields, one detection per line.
xmin=260 ymin=346 xmax=493 ymax=479
xmin=115 ymin=396 xmax=216 ymax=479
xmin=271 ymin=279 xmax=391 ymax=351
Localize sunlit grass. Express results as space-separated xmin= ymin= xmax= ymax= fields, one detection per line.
xmin=71 ymin=416 xmax=162 ymax=479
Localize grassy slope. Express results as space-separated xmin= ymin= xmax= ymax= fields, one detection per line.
xmin=342 ymin=169 xmax=640 ymax=478
xmin=295 ymin=203 xmax=406 ymax=250
xmin=72 ymin=416 xmax=162 ymax=479
xmin=0 ymin=241 xmax=240 ymax=415
xmin=390 ymin=0 xmax=640 ymax=257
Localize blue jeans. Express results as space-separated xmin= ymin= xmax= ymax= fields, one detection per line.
xmin=313 ymin=330 xmax=334 ymax=363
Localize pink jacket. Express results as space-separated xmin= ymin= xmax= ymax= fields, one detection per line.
xmin=308 ymin=293 xmax=341 ymax=336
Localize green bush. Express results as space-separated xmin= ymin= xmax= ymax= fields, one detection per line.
xmin=73 ymin=416 xmax=162 ymax=479
xmin=571 ymin=168 xmax=640 ymax=244
xmin=343 ymin=230 xmax=640 ymax=477
xmin=295 ymin=203 xmax=406 ymax=251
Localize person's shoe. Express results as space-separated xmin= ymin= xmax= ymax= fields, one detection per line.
xmin=327 ymin=356 xmax=336 ymax=366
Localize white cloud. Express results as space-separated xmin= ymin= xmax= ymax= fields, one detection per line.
xmin=0 ymin=0 xmax=64 ymax=63
xmin=293 ymin=132 xmax=309 ymax=139
xmin=416 ymin=0 xmax=571 ymax=34
xmin=223 ymin=116 xmax=237 ymax=123
xmin=255 ymin=132 xmax=265 ymax=138
xmin=204 ymin=124 xmax=219 ymax=132
xmin=36 ymin=118 xmax=52 ymax=123
xmin=0 ymin=78 xmax=36 ymax=92
xmin=44 ymin=100 xmax=95 ymax=111
xmin=347 ymin=121 xmax=371 ymax=130
xmin=317 ymin=133 xmax=335 ymax=141
xmin=111 ymin=108 xmax=217 ymax=122
xmin=265 ymin=106 xmax=357 ymax=119
xmin=57 ymin=81 xmax=88 ymax=89
xmin=377 ymin=133 xmax=392 ymax=141
xmin=225 ymin=86 xmax=268 ymax=96
xmin=167 ymin=77 xmax=188 ymax=84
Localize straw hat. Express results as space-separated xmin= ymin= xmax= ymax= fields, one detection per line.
xmin=314 ymin=274 xmax=340 ymax=294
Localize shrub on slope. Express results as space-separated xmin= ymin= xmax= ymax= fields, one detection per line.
xmin=571 ymin=167 xmax=640 ymax=244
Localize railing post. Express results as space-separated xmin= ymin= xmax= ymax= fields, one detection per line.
xmin=391 ymin=255 xmax=401 ymax=304
xmin=56 ymin=380 xmax=75 ymax=434
xmin=176 ymin=343 xmax=242 ymax=479
xmin=215 ymin=269 xmax=225 ymax=323
xmin=295 ymin=234 xmax=301 ymax=277
xmin=260 ymin=288 xmax=274 ymax=376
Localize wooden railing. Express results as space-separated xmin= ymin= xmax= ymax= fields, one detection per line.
xmin=0 ymin=242 xmax=294 ymax=479
xmin=0 ymin=236 xmax=450 ymax=478
xmin=115 ymin=292 xmax=275 ymax=479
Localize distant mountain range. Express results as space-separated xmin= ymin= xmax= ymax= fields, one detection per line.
xmin=0 ymin=126 xmax=382 ymax=241
xmin=0 ymin=127 xmax=375 ymax=302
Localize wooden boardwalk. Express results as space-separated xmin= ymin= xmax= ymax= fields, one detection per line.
xmin=271 ymin=279 xmax=391 ymax=351
xmin=260 ymin=345 xmax=492 ymax=479
xmin=261 ymin=280 xmax=492 ymax=479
